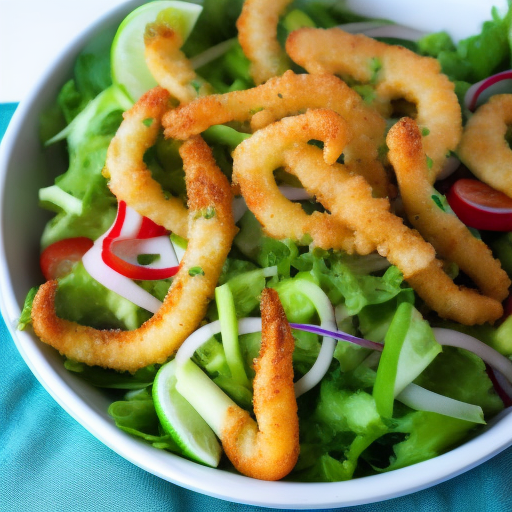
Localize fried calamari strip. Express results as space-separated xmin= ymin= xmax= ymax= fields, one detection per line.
xmin=145 ymin=23 xmax=211 ymax=104
xmin=31 ymin=137 xmax=237 ymax=372
xmin=388 ymin=117 xmax=510 ymax=302
xmin=232 ymin=108 xmax=372 ymax=254
xmin=233 ymin=110 xmax=502 ymax=324
xmin=163 ymin=70 xmax=389 ymax=197
xmin=236 ymin=0 xmax=292 ymax=85
xmin=458 ymin=94 xmax=512 ymax=198
xmin=286 ymin=28 xmax=462 ymax=182
xmin=103 ymin=87 xmax=189 ymax=238
xmin=220 ymin=288 xmax=299 ymax=481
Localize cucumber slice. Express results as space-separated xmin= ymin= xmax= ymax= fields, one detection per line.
xmin=152 ymin=359 xmax=221 ymax=467
xmin=111 ymin=1 xmax=202 ymax=102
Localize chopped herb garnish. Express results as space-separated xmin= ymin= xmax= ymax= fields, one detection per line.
xmin=421 ymin=127 xmax=430 ymax=136
xmin=190 ymin=79 xmax=203 ymax=93
xmin=426 ymin=155 xmax=433 ymax=169
xmin=249 ymin=107 xmax=264 ymax=115
xmin=277 ymin=93 xmax=283 ymax=98
xmin=188 ymin=266 xmax=205 ymax=277
xmin=369 ymin=57 xmax=382 ymax=84
xmin=137 ymin=254 xmax=160 ymax=265
xmin=431 ymin=194 xmax=445 ymax=211
xmin=142 ymin=118 xmax=154 ymax=127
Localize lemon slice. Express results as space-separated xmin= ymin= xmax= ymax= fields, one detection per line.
xmin=111 ymin=1 xmax=202 ymax=102
xmin=152 ymin=359 xmax=222 ymax=467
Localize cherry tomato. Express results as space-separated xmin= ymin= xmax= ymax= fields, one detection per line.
xmin=40 ymin=237 xmax=94 ymax=280
xmin=446 ymin=179 xmax=512 ymax=231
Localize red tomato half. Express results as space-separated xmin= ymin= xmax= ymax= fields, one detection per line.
xmin=40 ymin=237 xmax=94 ymax=280
xmin=446 ymin=179 xmax=512 ymax=231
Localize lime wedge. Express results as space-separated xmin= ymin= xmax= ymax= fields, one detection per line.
xmin=153 ymin=359 xmax=222 ymax=467
xmin=111 ymin=1 xmax=202 ymax=102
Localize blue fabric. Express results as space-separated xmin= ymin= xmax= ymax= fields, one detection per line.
xmin=1 ymin=102 xmax=512 ymax=512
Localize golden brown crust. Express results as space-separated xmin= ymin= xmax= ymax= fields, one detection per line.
xmin=163 ymin=71 xmax=389 ymax=197
xmin=388 ymin=117 xmax=510 ymax=303
xmin=458 ymin=94 xmax=512 ymax=198
xmin=220 ymin=288 xmax=299 ymax=481
xmin=286 ymin=27 xmax=462 ymax=182
xmin=31 ymin=137 xmax=237 ymax=372
xmin=103 ymin=87 xmax=189 ymax=238
xmin=236 ymin=0 xmax=292 ymax=84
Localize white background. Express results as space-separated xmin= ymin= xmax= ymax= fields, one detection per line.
xmin=0 ymin=0 xmax=127 ymax=102
xmin=0 ymin=0 xmax=508 ymax=103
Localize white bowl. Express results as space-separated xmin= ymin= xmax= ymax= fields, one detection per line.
xmin=1 ymin=1 xmax=512 ymax=509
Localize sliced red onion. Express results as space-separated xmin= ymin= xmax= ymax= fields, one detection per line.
xmin=396 ymin=383 xmax=485 ymax=424
xmin=290 ymin=323 xmax=384 ymax=351
xmin=464 ymin=70 xmax=512 ymax=112
xmin=110 ymin=236 xmax=178 ymax=270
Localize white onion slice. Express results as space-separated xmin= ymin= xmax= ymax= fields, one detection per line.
xmin=396 ymin=383 xmax=485 ymax=424
xmin=338 ymin=21 xmax=426 ymax=41
xmin=433 ymin=328 xmax=512 ymax=384
xmin=82 ymin=241 xmax=163 ymax=313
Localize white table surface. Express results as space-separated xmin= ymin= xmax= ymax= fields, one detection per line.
xmin=0 ymin=0 xmax=508 ymax=104
xmin=0 ymin=0 xmax=127 ymax=103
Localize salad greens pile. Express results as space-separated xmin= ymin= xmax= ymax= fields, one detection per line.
xmin=21 ymin=0 xmax=512 ymax=482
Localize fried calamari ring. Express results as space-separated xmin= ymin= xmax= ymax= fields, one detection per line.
xmin=103 ymin=87 xmax=189 ymax=238
xmin=163 ymin=70 xmax=389 ymax=197
xmin=286 ymin=28 xmax=462 ymax=182
xmin=31 ymin=136 xmax=237 ymax=372
xmin=458 ymin=94 xmax=512 ymax=198
xmin=220 ymin=288 xmax=299 ymax=481
xmin=236 ymin=0 xmax=292 ymax=85
xmin=232 ymin=108 xmax=372 ymax=254
xmin=145 ymin=22 xmax=211 ymax=104
xmin=233 ymin=110 xmax=502 ymax=324
xmin=388 ymin=117 xmax=510 ymax=302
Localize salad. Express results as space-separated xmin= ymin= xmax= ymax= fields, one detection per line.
xmin=19 ymin=0 xmax=512 ymax=482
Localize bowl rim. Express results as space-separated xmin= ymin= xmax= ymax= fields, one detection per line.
xmin=1 ymin=1 xmax=512 ymax=509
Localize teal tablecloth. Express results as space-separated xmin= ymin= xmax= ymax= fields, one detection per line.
xmin=2 ymin=103 xmax=512 ymax=512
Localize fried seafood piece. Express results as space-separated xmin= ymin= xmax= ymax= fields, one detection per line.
xmin=286 ymin=28 xmax=462 ymax=182
xmin=233 ymin=109 xmax=503 ymax=325
xmin=31 ymin=137 xmax=237 ymax=373
xmin=163 ymin=70 xmax=389 ymax=197
xmin=236 ymin=0 xmax=292 ymax=85
xmin=388 ymin=117 xmax=510 ymax=302
xmin=220 ymin=288 xmax=299 ymax=481
xmin=103 ymin=87 xmax=189 ymax=238
xmin=232 ymin=108 xmax=372 ymax=253
xmin=458 ymin=94 xmax=512 ymax=198
xmin=144 ymin=22 xmax=211 ymax=103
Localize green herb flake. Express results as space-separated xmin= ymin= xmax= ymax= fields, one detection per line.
xmin=369 ymin=57 xmax=382 ymax=84
xmin=142 ymin=118 xmax=154 ymax=127
xmin=277 ymin=93 xmax=283 ymax=99
xmin=431 ymin=194 xmax=445 ymax=211
xmin=249 ymin=107 xmax=264 ymax=115
xmin=190 ymin=79 xmax=203 ymax=93
xmin=202 ymin=206 xmax=216 ymax=219
xmin=426 ymin=155 xmax=434 ymax=170
xmin=137 ymin=254 xmax=160 ymax=265
xmin=189 ymin=266 xmax=205 ymax=277
xmin=421 ymin=127 xmax=430 ymax=136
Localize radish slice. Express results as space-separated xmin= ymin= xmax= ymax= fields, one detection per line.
xmin=446 ymin=179 xmax=512 ymax=231
xmin=465 ymin=70 xmax=512 ymax=112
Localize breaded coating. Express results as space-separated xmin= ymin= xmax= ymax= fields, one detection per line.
xmin=286 ymin=28 xmax=462 ymax=182
xmin=103 ymin=87 xmax=189 ymax=238
xmin=220 ymin=288 xmax=299 ymax=481
xmin=458 ymin=94 xmax=512 ymax=198
xmin=31 ymin=137 xmax=237 ymax=372
xmin=388 ymin=117 xmax=510 ymax=302
xmin=144 ymin=23 xmax=211 ymax=103
xmin=236 ymin=0 xmax=292 ymax=84
xmin=163 ymin=70 xmax=389 ymax=197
